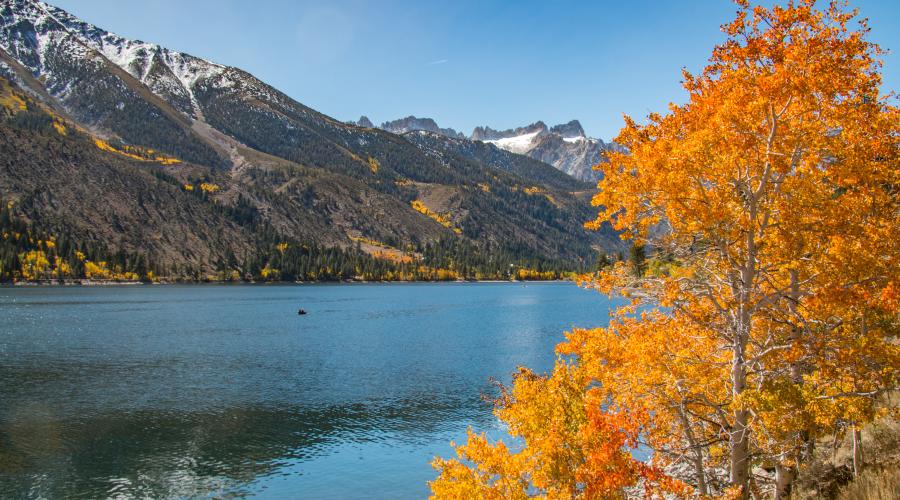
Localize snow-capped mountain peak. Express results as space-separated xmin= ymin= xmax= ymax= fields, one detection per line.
xmin=0 ymin=0 xmax=228 ymax=117
xmin=470 ymin=120 xmax=617 ymax=181
xmin=370 ymin=113 xmax=617 ymax=180
xmin=482 ymin=129 xmax=544 ymax=154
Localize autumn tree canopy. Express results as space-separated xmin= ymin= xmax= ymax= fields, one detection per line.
xmin=431 ymin=1 xmax=898 ymax=498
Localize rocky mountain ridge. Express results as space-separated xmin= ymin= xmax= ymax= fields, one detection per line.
xmin=374 ymin=114 xmax=620 ymax=181
xmin=0 ymin=0 xmax=622 ymax=281
xmin=378 ymin=115 xmax=465 ymax=139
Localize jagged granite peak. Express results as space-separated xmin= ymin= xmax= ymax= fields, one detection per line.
xmin=549 ymin=119 xmax=585 ymax=138
xmin=470 ymin=121 xmax=548 ymax=142
xmin=379 ymin=115 xmax=464 ymax=139
xmin=470 ymin=119 xmax=620 ymax=181
xmin=356 ymin=115 xmax=374 ymax=128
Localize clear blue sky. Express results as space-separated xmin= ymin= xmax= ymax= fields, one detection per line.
xmin=53 ymin=0 xmax=899 ymax=140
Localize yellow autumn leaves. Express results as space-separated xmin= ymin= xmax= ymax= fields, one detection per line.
xmin=16 ymin=243 xmax=139 ymax=281
xmin=94 ymin=139 xmax=181 ymax=165
xmin=183 ymin=182 xmax=220 ymax=193
xmin=411 ymin=200 xmax=462 ymax=234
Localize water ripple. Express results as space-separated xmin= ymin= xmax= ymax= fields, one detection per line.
xmin=0 ymin=283 xmax=621 ymax=498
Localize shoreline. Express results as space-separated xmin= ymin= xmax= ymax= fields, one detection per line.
xmin=3 ymin=278 xmax=575 ymax=287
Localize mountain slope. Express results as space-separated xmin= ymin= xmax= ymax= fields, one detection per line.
xmin=0 ymin=0 xmax=227 ymax=167
xmin=402 ymin=130 xmax=586 ymax=192
xmin=0 ymin=0 xmax=622 ymax=281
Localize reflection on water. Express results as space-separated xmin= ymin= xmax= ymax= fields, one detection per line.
xmin=0 ymin=283 xmax=620 ymax=498
xmin=1 ymin=399 xmax=480 ymax=498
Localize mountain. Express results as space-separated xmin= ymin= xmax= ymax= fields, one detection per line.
xmin=0 ymin=0 xmax=621 ymax=282
xmin=401 ymin=130 xmax=583 ymax=193
xmin=472 ymin=120 xmax=621 ymax=181
xmin=471 ymin=122 xmax=549 ymax=153
xmin=356 ymin=115 xmax=375 ymax=128
xmin=382 ymin=114 xmax=621 ymax=181
xmin=379 ymin=116 xmax=465 ymax=139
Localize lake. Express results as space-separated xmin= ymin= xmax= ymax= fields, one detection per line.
xmin=0 ymin=283 xmax=621 ymax=498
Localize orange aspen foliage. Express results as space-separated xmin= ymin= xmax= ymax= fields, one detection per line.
xmin=584 ymin=1 xmax=899 ymax=495
xmin=432 ymin=1 xmax=897 ymax=498
xmin=431 ymin=363 xmax=691 ymax=499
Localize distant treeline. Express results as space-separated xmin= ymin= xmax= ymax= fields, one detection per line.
xmin=0 ymin=197 xmax=608 ymax=283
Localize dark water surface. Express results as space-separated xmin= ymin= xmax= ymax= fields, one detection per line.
xmin=0 ymin=283 xmax=620 ymax=498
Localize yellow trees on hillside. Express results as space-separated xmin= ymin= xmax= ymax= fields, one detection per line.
xmin=0 ymin=78 xmax=27 ymax=111
xmin=515 ymin=268 xmax=558 ymax=281
xmin=411 ymin=200 xmax=463 ymax=234
xmin=83 ymin=260 xmax=139 ymax=281
xmin=368 ymin=156 xmax=381 ymax=174
xmin=199 ymin=182 xmax=220 ymax=194
xmin=82 ymin=260 xmax=109 ymax=279
xmin=18 ymin=249 xmax=50 ymax=281
xmin=94 ymin=138 xmax=181 ymax=164
xmin=432 ymin=1 xmax=898 ymax=498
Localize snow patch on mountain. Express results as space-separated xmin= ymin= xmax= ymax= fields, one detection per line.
xmin=0 ymin=0 xmax=228 ymax=117
xmin=483 ymin=130 xmax=542 ymax=154
xmin=371 ymin=115 xmax=618 ymax=180
xmin=471 ymin=120 xmax=619 ymax=181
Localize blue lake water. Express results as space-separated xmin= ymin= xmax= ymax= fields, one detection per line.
xmin=0 ymin=283 xmax=621 ymax=498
